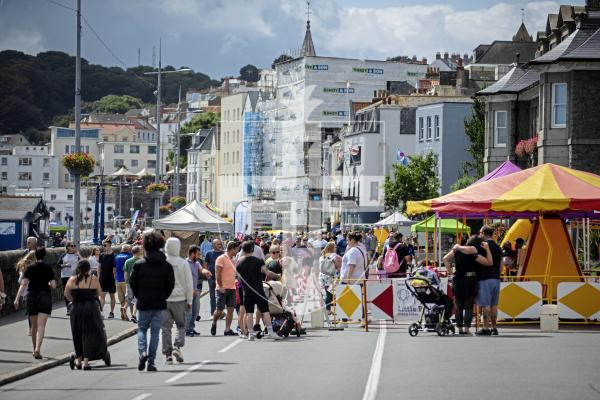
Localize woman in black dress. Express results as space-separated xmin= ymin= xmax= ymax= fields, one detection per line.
xmin=14 ymin=247 xmax=56 ymax=359
xmin=64 ymin=260 xmax=106 ymax=370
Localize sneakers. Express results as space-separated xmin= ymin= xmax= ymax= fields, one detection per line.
xmin=247 ymin=333 xmax=256 ymax=341
xmin=172 ymin=347 xmax=184 ymax=363
xmin=147 ymin=364 xmax=157 ymax=372
xmin=491 ymin=328 xmax=499 ymax=336
xmin=266 ymin=332 xmax=283 ymax=340
xmin=165 ymin=355 xmax=173 ymax=365
xmin=476 ymin=329 xmax=492 ymax=336
xmin=224 ymin=330 xmax=237 ymax=336
xmin=186 ymin=331 xmax=200 ymax=337
xmin=138 ymin=353 xmax=148 ymax=371
xmin=108 ymin=312 xmax=114 ymax=319
xmin=130 ymin=316 xmax=137 ymax=324
xmin=239 ymin=332 xmax=248 ymax=339
xmin=210 ymin=324 xmax=217 ymax=336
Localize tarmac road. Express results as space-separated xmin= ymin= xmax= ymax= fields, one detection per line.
xmin=1 ymin=318 xmax=599 ymax=400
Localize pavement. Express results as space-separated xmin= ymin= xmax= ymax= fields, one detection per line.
xmin=1 ymin=296 xmax=600 ymax=400
xmin=0 ymin=301 xmax=137 ymax=382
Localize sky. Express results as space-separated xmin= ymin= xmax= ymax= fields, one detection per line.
xmin=0 ymin=0 xmax=586 ymax=79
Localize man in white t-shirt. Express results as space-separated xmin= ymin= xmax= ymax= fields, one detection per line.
xmin=340 ymin=232 xmax=367 ymax=282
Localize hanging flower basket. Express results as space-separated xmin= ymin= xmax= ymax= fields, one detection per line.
xmin=515 ymin=140 xmax=526 ymax=158
xmin=170 ymin=196 xmax=186 ymax=209
xmin=62 ymin=152 xmax=95 ymax=176
xmin=145 ymin=183 xmax=168 ymax=194
xmin=524 ymin=135 xmax=538 ymax=155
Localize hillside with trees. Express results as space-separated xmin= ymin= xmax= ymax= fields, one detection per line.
xmin=0 ymin=50 xmax=220 ymax=143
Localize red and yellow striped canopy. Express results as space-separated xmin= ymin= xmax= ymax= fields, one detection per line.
xmin=406 ymin=163 xmax=600 ymax=216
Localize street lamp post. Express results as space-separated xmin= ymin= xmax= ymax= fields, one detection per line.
xmin=144 ymin=41 xmax=192 ymax=222
xmin=73 ymin=0 xmax=82 ymax=247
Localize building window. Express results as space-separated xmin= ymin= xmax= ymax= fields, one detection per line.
xmin=85 ymin=145 xmax=89 ymax=153
xmin=65 ymin=174 xmax=69 ymax=182
xmin=1 ymin=171 xmax=7 ymax=180
xmin=131 ymin=159 xmax=138 ymax=168
xmin=494 ymin=110 xmax=508 ymax=147
xmin=43 ymin=158 xmax=50 ymax=167
xmin=19 ymin=157 xmax=32 ymax=166
xmin=18 ymin=172 xmax=32 ymax=181
xmin=114 ymin=144 xmax=124 ymax=153
xmin=434 ymin=115 xmax=440 ymax=140
xmin=103 ymin=136 xmax=109 ymax=142
xmin=50 ymin=194 xmax=57 ymax=200
xmin=122 ymin=137 xmax=128 ymax=142
xmin=67 ymin=194 xmax=73 ymax=200
xmin=426 ymin=117 xmax=432 ymax=140
xmin=147 ymin=160 xmax=156 ymax=168
xmin=65 ymin=145 xmax=69 ymax=154
xmin=1 ymin=157 xmax=6 ymax=165
xmin=130 ymin=145 xmax=140 ymax=154
xmin=370 ymin=182 xmax=378 ymax=201
xmin=418 ymin=118 xmax=424 ymax=141
xmin=43 ymin=172 xmax=50 ymax=181
xmin=552 ymin=83 xmax=567 ymax=128
xmin=114 ymin=159 xmax=124 ymax=168
xmin=148 ymin=145 xmax=156 ymax=154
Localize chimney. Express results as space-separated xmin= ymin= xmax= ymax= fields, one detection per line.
xmin=422 ymin=57 xmax=428 ymax=64
xmin=436 ymin=52 xmax=441 ymax=60
xmin=443 ymin=52 xmax=449 ymax=60
xmin=456 ymin=60 xmax=465 ymax=90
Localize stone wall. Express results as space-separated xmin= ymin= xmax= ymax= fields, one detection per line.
xmin=569 ymin=70 xmax=600 ymax=173
xmin=0 ymin=245 xmax=117 ymax=317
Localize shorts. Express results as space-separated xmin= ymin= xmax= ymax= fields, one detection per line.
xmin=477 ymin=279 xmax=500 ymax=307
xmin=243 ymin=289 xmax=269 ymax=314
xmin=27 ymin=291 xmax=53 ymax=316
xmin=125 ymin=284 xmax=137 ymax=305
xmin=215 ymin=289 xmax=236 ymax=310
xmin=100 ymin=279 xmax=116 ymax=294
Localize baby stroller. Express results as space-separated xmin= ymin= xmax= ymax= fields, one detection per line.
xmin=263 ymin=281 xmax=302 ymax=338
xmin=405 ymin=275 xmax=455 ymax=337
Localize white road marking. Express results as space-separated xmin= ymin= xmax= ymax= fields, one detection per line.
xmin=218 ymin=339 xmax=243 ymax=353
xmin=131 ymin=394 xmax=152 ymax=400
xmin=164 ymin=360 xmax=211 ymax=384
xmin=361 ymin=324 xmax=387 ymax=400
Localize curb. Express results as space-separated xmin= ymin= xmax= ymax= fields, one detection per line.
xmin=0 ymin=326 xmax=137 ymax=387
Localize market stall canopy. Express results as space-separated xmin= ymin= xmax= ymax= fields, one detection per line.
xmin=111 ymin=166 xmax=137 ymax=177
xmin=152 ymin=200 xmax=232 ymax=232
xmin=374 ymin=212 xmax=412 ymax=226
xmin=411 ymin=215 xmax=471 ymax=235
xmin=473 ymin=160 xmax=521 ymax=185
xmin=406 ymin=163 xmax=600 ymax=217
xmin=135 ymin=168 xmax=155 ymax=178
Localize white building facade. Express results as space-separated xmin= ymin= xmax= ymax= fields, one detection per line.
xmin=0 ymin=145 xmax=59 ymax=194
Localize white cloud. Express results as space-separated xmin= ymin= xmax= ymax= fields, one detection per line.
xmin=312 ymin=2 xmax=559 ymax=60
xmin=0 ymin=28 xmax=45 ymax=54
xmin=156 ymin=0 xmax=275 ymax=38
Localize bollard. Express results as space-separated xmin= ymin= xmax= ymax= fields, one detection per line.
xmin=311 ymin=308 xmax=325 ymax=329
xmin=540 ymin=304 xmax=559 ymax=332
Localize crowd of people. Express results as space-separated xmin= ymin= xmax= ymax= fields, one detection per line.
xmin=2 ymin=224 xmax=518 ymax=370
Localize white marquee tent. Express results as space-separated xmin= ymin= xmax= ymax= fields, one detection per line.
xmin=152 ymin=200 xmax=232 ymax=232
xmin=374 ymin=212 xmax=412 ymax=227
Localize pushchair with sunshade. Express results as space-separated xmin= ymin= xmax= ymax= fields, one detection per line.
xmin=405 ymin=275 xmax=455 ymax=337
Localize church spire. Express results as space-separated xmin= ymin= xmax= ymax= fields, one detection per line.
xmin=302 ymin=0 xmax=316 ymax=57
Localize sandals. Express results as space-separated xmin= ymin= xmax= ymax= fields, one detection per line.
xmin=33 ymin=351 xmax=42 ymax=359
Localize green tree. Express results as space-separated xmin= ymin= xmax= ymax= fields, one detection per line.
xmin=239 ymin=64 xmax=259 ymax=82
xmin=450 ymin=175 xmax=477 ymax=192
xmin=93 ymin=94 xmax=143 ymax=114
xmin=168 ymin=112 xmax=221 ymax=169
xmin=463 ymin=97 xmax=485 ymax=178
xmin=271 ymin=54 xmax=293 ymax=69
xmin=383 ymin=152 xmax=440 ymax=212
